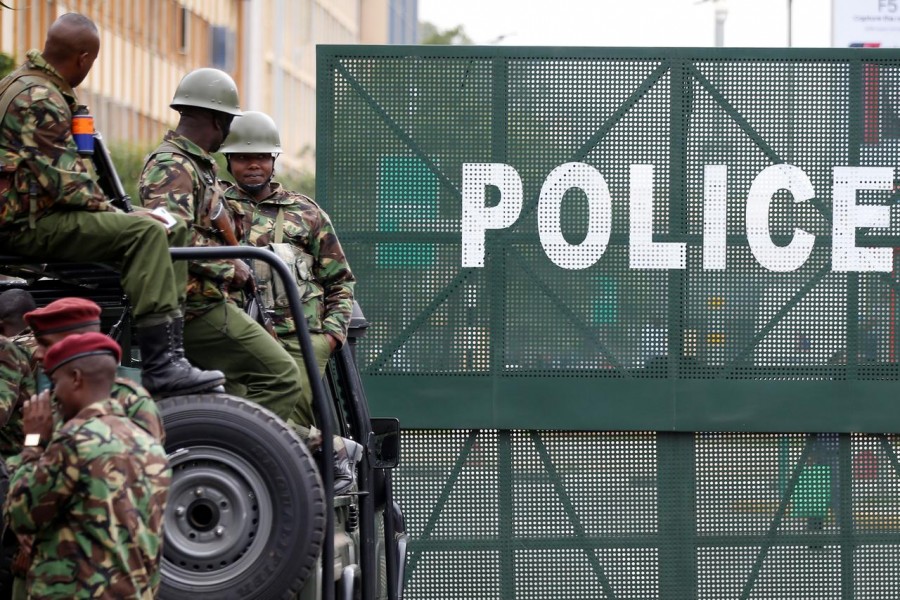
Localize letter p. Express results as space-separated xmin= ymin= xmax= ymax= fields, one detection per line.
xmin=461 ymin=163 xmax=523 ymax=267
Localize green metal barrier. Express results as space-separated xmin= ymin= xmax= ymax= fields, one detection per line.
xmin=318 ymin=46 xmax=900 ymax=599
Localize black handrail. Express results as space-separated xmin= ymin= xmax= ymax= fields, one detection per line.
xmin=169 ymin=246 xmax=336 ymax=600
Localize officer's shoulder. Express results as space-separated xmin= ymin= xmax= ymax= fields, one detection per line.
xmin=0 ymin=336 xmax=30 ymax=365
xmin=113 ymin=376 xmax=150 ymax=397
xmin=13 ymin=82 xmax=61 ymax=106
xmin=284 ymin=191 xmax=320 ymax=209
xmin=148 ymin=151 xmax=194 ymax=171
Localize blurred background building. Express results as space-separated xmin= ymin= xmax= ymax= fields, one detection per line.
xmin=0 ymin=0 xmax=418 ymax=177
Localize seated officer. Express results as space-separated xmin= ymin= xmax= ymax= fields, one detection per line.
xmin=0 ymin=13 xmax=223 ymax=398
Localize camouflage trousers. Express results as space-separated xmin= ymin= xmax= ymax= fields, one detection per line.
xmin=0 ymin=210 xmax=188 ymax=325
xmin=182 ymin=301 xmax=309 ymax=426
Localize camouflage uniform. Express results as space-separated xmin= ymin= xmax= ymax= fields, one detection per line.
xmin=110 ymin=376 xmax=164 ymax=444
xmin=226 ymin=183 xmax=355 ymax=421
xmin=6 ymin=372 xmax=162 ymax=600
xmin=5 ymin=398 xmax=171 ymax=599
xmin=0 ymin=51 xmax=189 ymax=325
xmin=0 ymin=337 xmax=33 ymax=458
xmin=139 ymin=132 xmax=307 ymax=425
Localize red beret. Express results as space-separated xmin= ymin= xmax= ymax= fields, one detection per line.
xmin=43 ymin=332 xmax=121 ymax=375
xmin=24 ymin=297 xmax=102 ymax=336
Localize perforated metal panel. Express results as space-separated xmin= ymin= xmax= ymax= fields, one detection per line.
xmin=318 ymin=46 xmax=900 ymax=432
xmin=317 ymin=46 xmax=900 ymax=598
xmin=394 ymin=430 xmax=900 ymax=599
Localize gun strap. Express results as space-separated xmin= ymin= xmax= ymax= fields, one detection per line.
xmin=274 ymin=207 xmax=285 ymax=244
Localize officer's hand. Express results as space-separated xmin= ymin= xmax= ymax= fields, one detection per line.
xmin=326 ymin=334 xmax=338 ymax=353
xmin=230 ymin=259 xmax=251 ymax=289
xmin=23 ymin=390 xmax=54 ymax=442
xmin=128 ymin=208 xmax=178 ymax=235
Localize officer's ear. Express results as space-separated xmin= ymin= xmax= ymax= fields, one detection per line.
xmin=225 ymin=157 xmax=233 ymax=176
xmin=70 ymin=367 xmax=84 ymax=390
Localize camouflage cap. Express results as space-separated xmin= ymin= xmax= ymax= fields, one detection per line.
xmin=25 ymin=298 xmax=101 ymax=336
xmin=43 ymin=332 xmax=121 ymax=374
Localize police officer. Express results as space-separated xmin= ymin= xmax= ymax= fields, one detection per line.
xmin=220 ymin=111 xmax=361 ymax=492
xmin=24 ymin=298 xmax=164 ymax=443
xmin=0 ymin=298 xmax=165 ymax=600
xmin=5 ymin=333 xmax=170 ymax=599
xmin=139 ymin=70 xmax=310 ymax=434
xmin=0 ymin=290 xmax=35 ymax=341
xmin=220 ymin=112 xmax=356 ymax=424
xmin=0 ymin=13 xmax=224 ymax=398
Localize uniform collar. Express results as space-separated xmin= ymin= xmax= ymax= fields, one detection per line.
xmin=162 ymin=130 xmax=218 ymax=170
xmin=73 ymin=397 xmax=127 ymax=422
xmin=25 ymin=49 xmax=78 ymax=106
xmin=224 ymin=181 xmax=295 ymax=206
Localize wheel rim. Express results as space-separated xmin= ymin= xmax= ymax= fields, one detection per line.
xmin=162 ymin=445 xmax=274 ymax=586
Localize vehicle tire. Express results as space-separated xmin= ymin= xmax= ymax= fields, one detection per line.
xmin=157 ymin=393 xmax=326 ymax=600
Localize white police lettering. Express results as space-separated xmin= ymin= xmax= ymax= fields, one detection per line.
xmin=461 ymin=163 xmax=523 ymax=268
xmin=538 ymin=162 xmax=612 ymax=269
xmin=703 ymin=165 xmax=728 ymax=271
xmin=629 ymin=165 xmax=685 ymax=270
xmin=746 ymin=164 xmax=816 ymax=272
xmin=832 ymin=167 xmax=893 ymax=272
xmin=461 ymin=162 xmax=895 ymax=273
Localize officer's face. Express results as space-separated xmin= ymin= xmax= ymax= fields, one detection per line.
xmin=230 ymin=154 xmax=275 ymax=189
xmin=211 ymin=114 xmax=235 ymax=152
xmin=48 ymin=368 xmax=78 ymax=417
xmin=34 ymin=332 xmax=68 ymax=364
xmin=33 ymin=325 xmax=101 ymax=364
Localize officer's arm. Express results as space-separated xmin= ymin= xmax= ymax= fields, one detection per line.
xmin=140 ymin=156 xmax=236 ymax=284
xmin=15 ymin=87 xmax=109 ymax=209
xmin=5 ymin=433 xmax=78 ymax=535
xmin=309 ymin=209 xmax=356 ymax=346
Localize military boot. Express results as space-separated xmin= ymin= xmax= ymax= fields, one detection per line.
xmin=169 ymin=314 xmax=225 ymax=393
xmin=333 ymin=436 xmax=364 ymax=495
xmin=137 ymin=317 xmax=226 ymax=397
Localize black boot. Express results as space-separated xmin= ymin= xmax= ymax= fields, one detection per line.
xmin=137 ymin=318 xmax=226 ymax=397
xmin=169 ymin=315 xmax=225 ymax=393
xmin=333 ymin=437 xmax=363 ymax=495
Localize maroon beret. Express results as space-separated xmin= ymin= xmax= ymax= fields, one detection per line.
xmin=24 ymin=297 xmax=102 ymax=336
xmin=43 ymin=332 xmax=121 ymax=375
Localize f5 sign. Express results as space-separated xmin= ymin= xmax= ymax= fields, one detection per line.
xmin=461 ymin=162 xmax=895 ymax=273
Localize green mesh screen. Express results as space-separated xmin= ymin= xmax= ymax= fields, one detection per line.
xmin=318 ymin=47 xmax=900 ymax=598
xmin=319 ymin=47 xmax=900 ymax=432
xmin=394 ymin=430 xmax=900 ymax=599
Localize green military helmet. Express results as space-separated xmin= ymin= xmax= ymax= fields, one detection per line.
xmin=170 ymin=67 xmax=242 ymax=116
xmin=220 ymin=111 xmax=281 ymax=156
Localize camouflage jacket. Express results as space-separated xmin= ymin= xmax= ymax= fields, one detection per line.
xmin=225 ymin=183 xmax=356 ymax=343
xmin=0 ymin=336 xmax=34 ymax=457
xmin=139 ymin=131 xmax=236 ymax=317
xmin=0 ymin=50 xmax=110 ymax=230
xmin=5 ymin=398 xmax=171 ymax=599
xmin=111 ymin=376 xmax=165 ymax=444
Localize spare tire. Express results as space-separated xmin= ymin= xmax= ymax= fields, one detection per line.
xmin=157 ymin=393 xmax=325 ymax=600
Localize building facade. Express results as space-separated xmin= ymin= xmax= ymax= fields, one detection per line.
xmin=0 ymin=0 xmax=417 ymax=175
